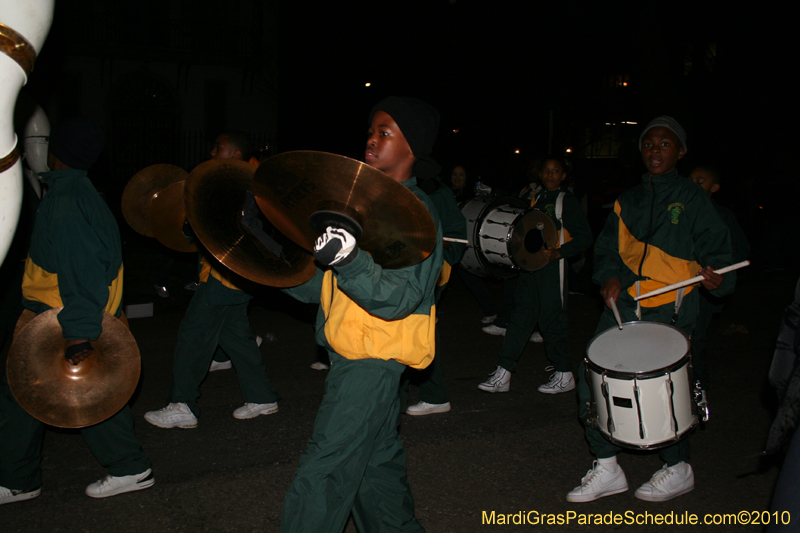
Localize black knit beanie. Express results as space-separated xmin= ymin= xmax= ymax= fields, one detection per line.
xmin=369 ymin=97 xmax=440 ymax=179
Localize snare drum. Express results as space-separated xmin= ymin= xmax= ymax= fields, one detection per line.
xmin=585 ymin=321 xmax=697 ymax=450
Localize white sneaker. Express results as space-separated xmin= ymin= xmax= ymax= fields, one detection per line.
xmin=310 ymin=361 xmax=329 ymax=370
xmin=538 ymin=371 xmax=575 ymax=394
xmin=478 ymin=366 xmax=511 ymax=393
xmin=233 ymin=402 xmax=278 ymax=419
xmin=566 ymin=461 xmax=628 ymax=502
xmin=481 ymin=314 xmax=497 ymax=324
xmin=406 ymin=401 xmax=451 ymax=416
xmin=529 ymin=331 xmax=543 ymax=343
xmin=85 ymin=468 xmax=155 ymax=499
xmin=634 ymin=462 xmax=695 ymax=502
xmin=144 ymin=402 xmax=198 ymax=428
xmin=482 ymin=324 xmax=506 ymax=336
xmin=0 ymin=486 xmax=41 ymax=506
xmin=209 ymin=360 xmax=232 ymax=372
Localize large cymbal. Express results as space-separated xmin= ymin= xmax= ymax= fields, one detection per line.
xmin=7 ymin=308 xmax=141 ymax=428
xmin=122 ymin=164 xmax=188 ymax=236
xmin=253 ymin=151 xmax=437 ymax=269
xmin=149 ymin=181 xmax=198 ymax=253
xmin=184 ymin=159 xmax=316 ymax=287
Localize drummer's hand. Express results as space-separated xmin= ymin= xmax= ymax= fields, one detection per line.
xmin=542 ymin=248 xmax=560 ymax=262
xmin=65 ymin=340 xmax=93 ymax=365
xmin=600 ymin=278 xmax=622 ymax=308
xmin=698 ymin=266 xmax=723 ymax=291
xmin=314 ymin=227 xmax=359 ymax=267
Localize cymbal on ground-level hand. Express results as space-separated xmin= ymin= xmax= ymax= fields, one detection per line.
xmin=7 ymin=308 xmax=141 ymax=429
xmin=253 ymin=151 xmax=437 ymax=269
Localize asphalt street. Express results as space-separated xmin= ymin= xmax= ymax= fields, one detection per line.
xmin=0 ymin=241 xmax=792 ymax=532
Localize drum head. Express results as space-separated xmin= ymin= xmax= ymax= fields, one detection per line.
xmin=587 ymin=321 xmax=689 ymax=373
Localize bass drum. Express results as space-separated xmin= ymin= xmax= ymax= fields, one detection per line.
xmin=460 ymin=194 xmax=557 ymax=279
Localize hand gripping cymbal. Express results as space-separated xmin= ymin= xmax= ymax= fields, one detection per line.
xmin=183 ymin=159 xmax=316 ymax=287
xmin=7 ymin=308 xmax=141 ymax=429
xmin=253 ymin=151 xmax=437 ymax=269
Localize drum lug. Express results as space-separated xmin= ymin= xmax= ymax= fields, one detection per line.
xmin=693 ymin=381 xmax=710 ymax=422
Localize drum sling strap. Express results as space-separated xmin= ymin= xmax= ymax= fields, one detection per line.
xmin=633 ymin=281 xmax=687 ymax=322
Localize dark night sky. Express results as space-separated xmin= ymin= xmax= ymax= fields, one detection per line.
xmin=278 ymin=2 xmax=791 ymax=197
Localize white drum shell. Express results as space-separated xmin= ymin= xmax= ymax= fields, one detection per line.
xmin=588 ymin=358 xmax=696 ymax=449
xmin=22 ymin=104 xmax=50 ymax=175
xmin=586 ymin=321 xmax=697 ymax=449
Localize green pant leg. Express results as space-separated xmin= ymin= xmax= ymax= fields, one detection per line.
xmin=494 ymin=276 xmax=518 ymax=328
xmin=417 ymin=354 xmax=449 ymax=404
xmin=352 ymin=391 xmax=424 ymax=533
xmin=497 ymin=271 xmax=539 ymax=372
xmin=0 ymin=375 xmax=45 ymax=491
xmin=217 ymin=302 xmax=279 ymax=404
xmin=281 ymin=355 xmax=414 ymax=533
xmin=168 ymin=284 xmax=229 ymax=416
xmin=81 ymin=405 xmax=151 ymax=477
xmin=536 ymin=264 xmax=571 ymax=372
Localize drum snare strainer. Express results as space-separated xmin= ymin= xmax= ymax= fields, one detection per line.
xmin=585 ymin=321 xmax=698 ymax=449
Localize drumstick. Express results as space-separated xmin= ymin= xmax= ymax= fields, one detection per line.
xmin=609 ymin=298 xmax=623 ymax=330
xmin=443 ymin=237 xmax=469 ymax=244
xmin=633 ymin=260 xmax=750 ymax=302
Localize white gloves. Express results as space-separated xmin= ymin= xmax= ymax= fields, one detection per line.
xmin=313 ymin=227 xmax=358 ymax=266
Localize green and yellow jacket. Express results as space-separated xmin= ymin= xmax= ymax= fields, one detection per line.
xmin=284 ymin=177 xmax=443 ymax=371
xmin=21 ymin=169 xmax=123 ymax=340
xmin=593 ymin=170 xmax=735 ymax=309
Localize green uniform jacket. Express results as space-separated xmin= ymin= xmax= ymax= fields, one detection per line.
xmin=22 ymin=169 xmax=124 ymax=340
xmin=593 ymin=171 xmax=735 ymax=309
xmin=284 ymin=177 xmax=443 ymax=371
xmin=712 ymin=199 xmax=750 ymax=263
xmin=533 ymin=188 xmax=593 ymax=260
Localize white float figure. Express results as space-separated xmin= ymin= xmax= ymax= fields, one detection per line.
xmin=0 ymin=0 xmax=54 ymax=265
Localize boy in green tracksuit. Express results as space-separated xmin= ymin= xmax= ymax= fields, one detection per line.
xmin=478 ymin=156 xmax=593 ymax=394
xmin=567 ymin=117 xmax=735 ymax=504
xmin=279 ymin=97 xmax=442 ymax=533
xmin=0 ymin=118 xmax=152 ymax=505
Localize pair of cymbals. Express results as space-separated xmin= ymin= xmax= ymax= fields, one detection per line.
xmin=184 ymin=159 xmax=317 ymax=288
xmin=7 ymin=308 xmax=140 ymax=428
xmin=121 ymin=164 xmax=197 ymax=253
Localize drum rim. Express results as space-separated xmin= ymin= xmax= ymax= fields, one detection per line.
xmin=600 ymin=420 xmax=698 ymax=450
xmin=586 ymin=320 xmax=690 ymax=374
xmin=583 ymin=353 xmax=691 ymax=380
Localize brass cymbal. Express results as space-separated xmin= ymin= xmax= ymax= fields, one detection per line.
xmin=253 ymin=151 xmax=437 ymax=270
xmin=149 ymin=181 xmax=198 ymax=253
xmin=184 ymin=159 xmax=316 ymax=287
xmin=122 ymin=164 xmax=188 ymax=236
xmin=7 ymin=308 xmax=141 ymax=429
xmin=508 ymin=209 xmax=558 ymax=272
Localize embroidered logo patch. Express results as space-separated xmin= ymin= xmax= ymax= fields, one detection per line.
xmin=544 ymin=204 xmax=556 ymax=218
xmin=668 ymin=203 xmax=685 ymax=225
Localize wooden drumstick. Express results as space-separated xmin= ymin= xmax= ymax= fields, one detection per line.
xmin=443 ymin=237 xmax=469 ymax=244
xmin=633 ymin=260 xmax=750 ymax=301
xmin=609 ymin=297 xmax=623 ymax=330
